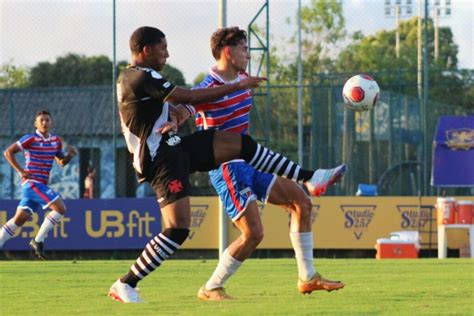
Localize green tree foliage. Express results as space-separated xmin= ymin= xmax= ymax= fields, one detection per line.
xmin=162 ymin=64 xmax=186 ymax=86
xmin=0 ymin=62 xmax=29 ymax=88
xmin=259 ymin=0 xmax=345 ymax=157
xmin=29 ymin=53 xmax=186 ymax=87
xmin=29 ymin=54 xmax=113 ymax=87
xmin=336 ymin=17 xmax=471 ymax=108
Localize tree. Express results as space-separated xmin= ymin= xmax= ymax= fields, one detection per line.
xmin=29 ymin=53 xmax=114 ymax=87
xmin=29 ymin=53 xmax=187 ymax=87
xmin=161 ymin=64 xmax=186 ymax=86
xmin=335 ymin=17 xmax=471 ymax=108
xmin=256 ymin=0 xmax=346 ymax=159
xmin=0 ymin=62 xmax=29 ymax=88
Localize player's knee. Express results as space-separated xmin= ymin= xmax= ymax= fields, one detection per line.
xmin=57 ymin=207 xmax=67 ymax=215
xmin=244 ymin=229 xmax=264 ymax=248
xmin=294 ymin=196 xmax=312 ymax=220
xmin=162 ymin=228 xmax=190 ymax=245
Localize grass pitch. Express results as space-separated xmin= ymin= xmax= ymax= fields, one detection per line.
xmin=0 ymin=258 xmax=473 ymax=315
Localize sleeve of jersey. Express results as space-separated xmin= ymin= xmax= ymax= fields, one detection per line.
xmin=188 ymin=82 xmax=211 ymax=113
xmin=56 ymin=137 xmax=65 ymax=158
xmin=144 ymin=71 xmax=176 ymax=102
xmin=16 ymin=135 xmax=34 ymax=150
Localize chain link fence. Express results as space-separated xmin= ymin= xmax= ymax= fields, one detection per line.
xmin=1 ymin=1 xmax=472 ymax=199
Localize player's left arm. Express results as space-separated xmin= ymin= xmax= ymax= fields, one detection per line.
xmin=55 ymin=140 xmax=77 ymax=167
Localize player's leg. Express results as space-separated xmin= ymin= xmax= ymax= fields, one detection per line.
xmin=25 ymin=183 xmax=63 ymax=259
xmin=0 ymin=207 xmax=32 ymax=248
xmin=268 ymin=178 xmax=345 ymax=293
xmin=108 ymin=197 xmax=190 ymax=303
xmin=198 ymin=162 xmax=266 ymax=301
xmin=193 ymin=130 xmax=346 ymax=196
xmin=199 ymin=203 xmax=263 ymax=301
xmin=109 ymin=145 xmax=191 ymax=303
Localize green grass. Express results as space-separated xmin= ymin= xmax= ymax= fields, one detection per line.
xmin=0 ymin=259 xmax=473 ymax=315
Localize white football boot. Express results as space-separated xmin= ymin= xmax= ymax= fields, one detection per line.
xmin=305 ymin=164 xmax=347 ymax=196
xmin=108 ymin=279 xmax=142 ymax=303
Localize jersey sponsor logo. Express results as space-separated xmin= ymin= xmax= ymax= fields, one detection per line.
xmin=166 ymin=135 xmax=181 ymax=146
xmin=168 ymin=179 xmax=183 ymax=194
xmin=163 ymin=82 xmax=171 ymax=88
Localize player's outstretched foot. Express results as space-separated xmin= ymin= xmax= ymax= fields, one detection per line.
xmin=297 ymin=272 xmax=345 ymax=294
xmin=108 ymin=279 xmax=142 ymax=303
xmin=304 ymin=164 xmax=347 ymax=196
xmin=29 ymin=239 xmax=46 ymax=260
xmin=197 ymin=285 xmax=235 ymax=301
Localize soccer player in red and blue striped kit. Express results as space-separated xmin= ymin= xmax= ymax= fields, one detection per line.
xmin=177 ymin=27 xmax=345 ymax=299
xmin=1 ymin=110 xmax=77 ymax=259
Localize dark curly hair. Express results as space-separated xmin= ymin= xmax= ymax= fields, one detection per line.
xmin=210 ymin=27 xmax=247 ymax=60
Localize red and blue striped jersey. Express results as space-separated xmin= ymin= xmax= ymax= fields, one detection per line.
xmin=16 ymin=131 xmax=65 ymax=184
xmin=191 ymin=68 xmax=253 ymax=135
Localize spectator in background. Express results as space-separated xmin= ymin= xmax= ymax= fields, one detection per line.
xmin=83 ymin=166 xmax=96 ymax=199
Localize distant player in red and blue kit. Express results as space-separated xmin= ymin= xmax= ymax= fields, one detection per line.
xmin=0 ymin=110 xmax=77 ymax=259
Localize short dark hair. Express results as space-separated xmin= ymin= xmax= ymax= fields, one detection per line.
xmin=130 ymin=26 xmax=165 ymax=54
xmin=35 ymin=110 xmax=51 ymax=118
xmin=211 ymin=27 xmax=247 ymax=60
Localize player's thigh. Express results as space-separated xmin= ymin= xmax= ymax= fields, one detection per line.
xmin=160 ymin=196 xmax=191 ymax=229
xmin=12 ymin=207 xmax=33 ymax=226
xmin=212 ymin=131 xmax=242 ymax=164
xmin=181 ymin=130 xmax=218 ymax=172
xmin=149 ymin=145 xmax=192 ymax=208
xmin=233 ymin=201 xmax=263 ymax=239
xmin=267 ymin=177 xmax=309 ymax=208
xmin=49 ymin=198 xmax=66 ymax=214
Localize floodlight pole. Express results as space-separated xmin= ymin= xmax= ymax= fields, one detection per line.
xmin=218 ymin=0 xmax=227 ymax=259
xmin=395 ymin=4 xmax=400 ymax=59
xmin=297 ymin=0 xmax=303 ymax=166
xmin=112 ymin=0 xmax=117 ymax=198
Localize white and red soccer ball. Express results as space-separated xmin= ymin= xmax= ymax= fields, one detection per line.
xmin=342 ymin=74 xmax=380 ymax=112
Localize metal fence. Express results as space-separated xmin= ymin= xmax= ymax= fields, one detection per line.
xmin=1 ymin=1 xmax=472 ymax=199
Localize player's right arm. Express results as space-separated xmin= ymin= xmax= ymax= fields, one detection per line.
xmin=165 ymin=76 xmax=266 ymax=105
xmin=3 ymin=143 xmax=30 ymax=180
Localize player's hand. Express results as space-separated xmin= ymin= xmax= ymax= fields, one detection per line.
xmin=156 ymin=121 xmax=178 ymax=134
xmin=19 ymin=170 xmax=31 ymax=180
xmin=238 ymin=76 xmax=267 ymax=89
xmin=66 ymin=146 xmax=78 ymax=157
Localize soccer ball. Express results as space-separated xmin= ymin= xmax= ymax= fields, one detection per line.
xmin=342 ymin=74 xmax=380 ymax=112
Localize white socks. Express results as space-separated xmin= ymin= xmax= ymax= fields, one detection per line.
xmin=0 ymin=219 xmax=19 ymax=248
xmin=205 ymin=249 xmax=242 ymax=290
xmin=35 ymin=211 xmax=62 ymax=243
xmin=290 ymin=232 xmax=315 ymax=282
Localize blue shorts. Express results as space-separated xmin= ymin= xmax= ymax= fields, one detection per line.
xmin=209 ymin=161 xmax=276 ymax=221
xmin=18 ymin=181 xmax=60 ymax=214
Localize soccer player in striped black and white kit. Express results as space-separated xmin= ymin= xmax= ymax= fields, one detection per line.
xmin=176 ymin=27 xmax=345 ymax=300
xmin=108 ymin=26 xmax=344 ymax=303
xmin=1 ymin=110 xmax=77 ymax=259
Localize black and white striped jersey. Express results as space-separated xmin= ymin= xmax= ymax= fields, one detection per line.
xmin=117 ymin=66 xmax=176 ymax=182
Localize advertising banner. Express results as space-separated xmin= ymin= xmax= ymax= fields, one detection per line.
xmin=431 ymin=115 xmax=474 ymax=187
xmin=1 ymin=196 xmax=472 ymax=250
xmin=0 ymin=198 xmax=161 ymax=250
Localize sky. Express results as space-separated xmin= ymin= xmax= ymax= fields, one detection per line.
xmin=0 ymin=0 xmax=472 ymax=84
